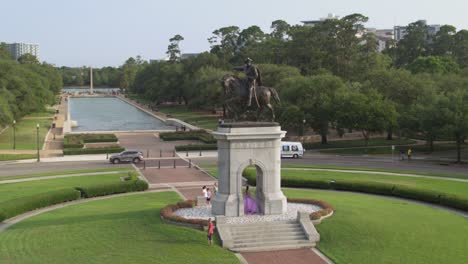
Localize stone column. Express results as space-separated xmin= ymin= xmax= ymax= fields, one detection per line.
xmin=211 ymin=122 xmax=287 ymax=217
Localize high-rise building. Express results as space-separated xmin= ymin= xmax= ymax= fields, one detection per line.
xmin=393 ymin=20 xmax=441 ymax=42
xmin=5 ymin=43 xmax=39 ymax=60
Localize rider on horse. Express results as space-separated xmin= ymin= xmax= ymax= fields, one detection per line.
xmin=233 ymin=58 xmax=262 ymax=107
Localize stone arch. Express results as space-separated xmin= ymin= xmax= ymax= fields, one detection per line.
xmin=236 ymin=159 xmax=268 ymax=214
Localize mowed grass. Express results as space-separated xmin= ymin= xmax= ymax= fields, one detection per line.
xmin=305 ymin=137 xmax=416 ymax=149
xmin=284 ymin=189 xmax=468 ymax=264
xmin=0 ymin=172 xmax=131 ymax=202
xmin=158 ymin=106 xmax=219 ymax=130
xmin=0 ymin=154 xmax=37 ymax=161
xmin=280 ymin=170 xmax=468 ymax=199
xmin=0 ymin=118 xmax=52 ymax=150
xmin=0 ymin=192 xmax=239 ymax=264
xmin=321 ymin=143 xmax=468 ymax=156
xmin=0 ymin=168 xmax=132 ymax=181
xmin=280 ymin=164 xmax=468 ymax=180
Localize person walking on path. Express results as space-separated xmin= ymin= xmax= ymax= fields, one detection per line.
xmin=207 ymin=218 xmax=214 ymax=246
xmin=407 ymin=148 xmax=413 ymax=161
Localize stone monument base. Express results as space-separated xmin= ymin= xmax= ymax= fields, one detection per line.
xmin=212 ymin=122 xmax=287 ymax=217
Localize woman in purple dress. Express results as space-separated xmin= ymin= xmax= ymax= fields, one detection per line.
xmin=244 ymin=185 xmax=257 ymax=214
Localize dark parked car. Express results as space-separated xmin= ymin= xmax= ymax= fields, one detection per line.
xmin=109 ymin=150 xmax=144 ymax=164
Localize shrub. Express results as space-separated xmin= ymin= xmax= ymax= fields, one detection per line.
xmin=0 ymin=189 xmax=81 ymax=221
xmin=77 ymin=180 xmax=148 ymax=198
xmin=175 ymin=144 xmax=217 ymax=151
xmin=332 ymin=180 xmax=395 ymax=196
xmin=440 ymin=195 xmax=468 ymax=211
xmin=63 ymin=147 xmax=125 ymax=155
xmin=160 ymin=130 xmax=216 ymax=143
xmin=63 ymin=134 xmax=118 ymax=149
xmin=392 ymin=185 xmax=442 ymax=204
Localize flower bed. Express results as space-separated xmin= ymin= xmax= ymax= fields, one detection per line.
xmin=287 ymin=198 xmax=334 ymax=222
xmin=160 ymin=200 xmax=210 ymax=229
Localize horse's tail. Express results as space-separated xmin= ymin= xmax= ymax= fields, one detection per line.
xmin=269 ymin=87 xmax=281 ymax=104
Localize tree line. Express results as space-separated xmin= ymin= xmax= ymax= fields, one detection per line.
xmin=90 ymin=14 xmax=468 ymax=162
xmin=0 ymin=44 xmax=62 ymax=126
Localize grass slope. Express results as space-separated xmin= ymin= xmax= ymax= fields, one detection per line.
xmin=0 ymin=154 xmax=37 ymax=161
xmin=0 ymin=168 xmax=132 ymax=181
xmin=285 ymin=189 xmax=468 ymax=264
xmin=0 ymin=192 xmax=239 ymax=264
xmin=0 ymin=119 xmax=52 ymax=150
xmin=304 ymin=138 xmax=416 ymax=149
xmin=0 ymin=173 xmax=130 ymax=202
xmin=158 ymin=106 xmax=219 ymax=130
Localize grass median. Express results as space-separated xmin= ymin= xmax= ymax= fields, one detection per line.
xmin=0 ymin=168 xmax=132 ymax=181
xmin=0 ymin=154 xmax=37 ymax=161
xmin=0 ymin=192 xmax=239 ymax=264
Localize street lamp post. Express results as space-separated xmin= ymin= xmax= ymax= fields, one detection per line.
xmin=13 ymin=120 xmax=16 ymax=150
xmin=36 ymin=124 xmax=40 ymax=162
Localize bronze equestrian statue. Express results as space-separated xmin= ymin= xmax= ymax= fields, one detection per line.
xmin=222 ymin=59 xmax=280 ymax=122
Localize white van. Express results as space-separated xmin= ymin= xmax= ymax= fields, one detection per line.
xmin=281 ymin=141 xmax=305 ymax=158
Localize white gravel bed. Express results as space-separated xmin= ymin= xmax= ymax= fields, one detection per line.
xmin=173 ymin=203 xmax=321 ymax=224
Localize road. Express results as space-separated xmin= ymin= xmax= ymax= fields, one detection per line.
xmin=0 ymin=161 xmax=131 ymax=177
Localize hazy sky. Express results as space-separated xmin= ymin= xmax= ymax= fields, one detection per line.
xmin=2 ymin=0 xmax=467 ymax=67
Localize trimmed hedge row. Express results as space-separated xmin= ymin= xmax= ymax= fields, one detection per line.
xmin=0 ymin=189 xmax=81 ymax=221
xmin=160 ymin=130 xmax=216 ymax=144
xmin=63 ymin=147 xmax=125 ymax=155
xmin=63 ymin=134 xmax=118 ymax=149
xmin=76 ymin=180 xmax=148 ymax=198
xmin=175 ymin=144 xmax=217 ymax=151
xmin=243 ymin=174 xmax=468 ymax=212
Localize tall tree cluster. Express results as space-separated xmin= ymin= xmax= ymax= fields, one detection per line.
xmin=0 ymin=44 xmax=62 ymax=126
xmin=124 ymin=14 xmax=467 ymax=162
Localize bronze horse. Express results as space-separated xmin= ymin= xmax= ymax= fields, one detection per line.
xmin=221 ymin=74 xmax=280 ymax=121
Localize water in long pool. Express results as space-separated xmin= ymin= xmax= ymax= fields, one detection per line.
xmin=69 ymin=97 xmax=174 ymax=132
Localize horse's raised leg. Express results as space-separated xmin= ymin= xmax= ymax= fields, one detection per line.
xmin=267 ymin=103 xmax=275 ymax=121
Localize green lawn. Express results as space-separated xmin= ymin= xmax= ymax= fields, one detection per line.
xmin=158 ymin=106 xmax=220 ymax=130
xmin=0 ymin=172 xmax=131 ymax=202
xmin=23 ymin=109 xmax=55 ymax=118
xmin=285 ymin=189 xmax=468 ymax=264
xmin=0 ymin=154 xmax=37 ymax=161
xmin=0 ymin=192 xmax=239 ymax=264
xmin=0 ymin=118 xmax=52 ymax=150
xmin=0 ymin=168 xmax=132 ymax=181
xmin=279 ymin=170 xmax=468 ymax=199
xmin=304 ymin=137 xmax=416 ymax=150
xmin=280 ymin=164 xmax=468 ymax=180
xmin=321 ymin=143 xmax=468 ymax=155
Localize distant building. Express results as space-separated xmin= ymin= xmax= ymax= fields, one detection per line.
xmin=301 ymin=13 xmax=340 ymax=26
xmin=180 ymin=53 xmax=200 ymax=60
xmin=5 ymin=42 xmax=39 ymax=60
xmin=394 ymin=20 xmax=441 ymax=42
xmin=367 ymin=28 xmax=395 ymax=52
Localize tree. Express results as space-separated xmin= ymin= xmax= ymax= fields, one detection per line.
xmin=336 ymin=87 xmax=397 ymax=149
xmin=407 ymin=56 xmax=459 ymax=74
xmin=453 ymin=30 xmax=468 ymax=68
xmin=431 ymin=25 xmax=457 ymax=56
xmin=208 ymin=26 xmax=241 ymax=64
xmin=394 ymin=20 xmax=430 ymax=67
xmin=281 ymin=74 xmax=345 ymax=143
xmin=270 ymin=20 xmax=290 ymax=40
xmin=166 ymin=34 xmax=184 ymax=62
xmin=18 ymin=53 xmax=39 ymax=64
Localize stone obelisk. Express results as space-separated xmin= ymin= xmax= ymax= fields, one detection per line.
xmin=90 ymin=67 xmax=94 ymax=95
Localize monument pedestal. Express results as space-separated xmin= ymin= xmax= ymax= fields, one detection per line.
xmin=212 ymin=122 xmax=287 ymax=217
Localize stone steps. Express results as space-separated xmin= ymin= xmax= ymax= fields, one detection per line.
xmin=226 ymin=221 xmax=314 ymax=252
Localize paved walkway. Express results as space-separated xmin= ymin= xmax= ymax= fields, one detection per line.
xmin=241 ymin=248 xmax=330 ymax=264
